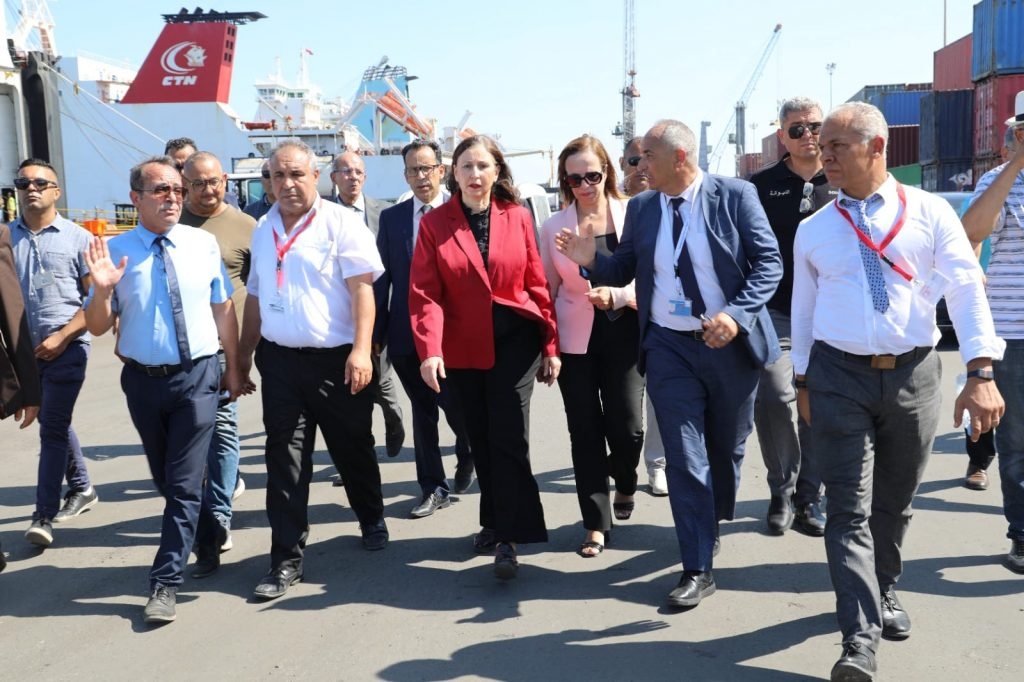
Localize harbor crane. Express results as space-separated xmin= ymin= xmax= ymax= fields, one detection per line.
xmin=705 ymin=23 xmax=782 ymax=174
xmin=611 ymin=0 xmax=639 ymax=151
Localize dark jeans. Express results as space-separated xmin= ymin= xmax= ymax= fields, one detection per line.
xmin=557 ymin=309 xmax=644 ymax=532
xmin=966 ymin=428 xmax=996 ymax=470
xmin=121 ymin=355 xmax=220 ymax=589
xmin=448 ymin=307 xmax=547 ymax=545
xmin=256 ymin=340 xmax=383 ymax=573
xmin=391 ymin=353 xmax=472 ymax=497
xmin=993 ymin=339 xmax=1024 ymax=540
xmin=35 ymin=341 xmax=91 ymax=519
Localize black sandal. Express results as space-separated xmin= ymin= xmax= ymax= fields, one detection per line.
xmin=613 ymin=501 xmax=635 ymax=520
xmin=577 ymin=530 xmax=609 ymax=558
xmin=494 ymin=542 xmax=519 ymax=579
xmin=473 ymin=528 xmax=497 ymax=554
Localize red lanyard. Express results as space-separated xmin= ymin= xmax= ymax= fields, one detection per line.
xmin=271 ymin=205 xmax=318 ymax=288
xmin=834 ymin=183 xmax=913 ymax=282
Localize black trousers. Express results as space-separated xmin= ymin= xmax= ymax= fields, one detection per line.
xmin=558 ymin=310 xmax=644 ymax=531
xmin=448 ymin=307 xmax=547 ymax=544
xmin=966 ymin=428 xmax=996 ymax=469
xmin=256 ymin=339 xmax=383 ymax=572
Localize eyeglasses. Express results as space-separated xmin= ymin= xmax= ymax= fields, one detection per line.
xmin=627 ymin=155 xmax=641 ymax=167
xmin=261 ymin=170 xmax=271 ymax=179
xmin=186 ymin=177 xmax=223 ymax=191
xmin=798 ymin=182 xmax=815 ymax=214
xmin=564 ymin=171 xmax=605 ymax=188
xmin=787 ymin=122 xmax=823 ymax=139
xmin=404 ymin=164 xmax=441 ymax=178
xmin=136 ymin=184 xmax=185 ymax=199
xmin=13 ymin=177 xmax=59 ymax=191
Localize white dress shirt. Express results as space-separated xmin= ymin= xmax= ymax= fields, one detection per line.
xmin=650 ymin=169 xmax=727 ymax=331
xmin=247 ymin=199 xmax=383 ymax=348
xmin=791 ymin=174 xmax=1004 ymax=373
xmin=412 ymin=191 xmax=447 ymax=246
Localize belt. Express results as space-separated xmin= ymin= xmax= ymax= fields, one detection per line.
xmin=125 ymin=355 xmax=212 ymax=377
xmin=266 ymin=340 xmax=347 ymax=355
xmin=818 ymin=343 xmax=931 ymax=370
xmin=668 ymin=328 xmax=705 ymax=341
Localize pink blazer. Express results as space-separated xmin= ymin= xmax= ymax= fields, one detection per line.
xmin=539 ymin=198 xmax=636 ymax=354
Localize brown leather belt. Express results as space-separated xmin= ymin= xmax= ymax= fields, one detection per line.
xmin=818 ymin=342 xmax=931 ymax=370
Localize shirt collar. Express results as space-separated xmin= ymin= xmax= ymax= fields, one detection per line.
xmin=134 ymin=223 xmax=180 ymax=249
xmin=12 ymin=214 xmax=65 ymax=235
xmin=662 ymin=168 xmax=704 ymax=206
xmin=412 ymin=190 xmax=446 ymax=215
xmin=341 ymin=193 xmax=366 ymax=212
xmin=837 ymin=173 xmax=897 ymax=206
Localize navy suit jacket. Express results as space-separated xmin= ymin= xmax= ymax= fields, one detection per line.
xmin=374 ymin=198 xmax=418 ymax=356
xmin=590 ymin=174 xmax=782 ymax=372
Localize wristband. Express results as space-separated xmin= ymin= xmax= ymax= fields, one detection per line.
xmin=966 ymin=368 xmax=995 ymax=381
xmin=794 ymin=378 xmax=808 ymax=389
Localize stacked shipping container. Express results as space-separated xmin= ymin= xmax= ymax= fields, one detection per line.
xmin=972 ymin=0 xmax=1024 ymax=178
xmin=920 ymin=89 xmax=974 ymax=191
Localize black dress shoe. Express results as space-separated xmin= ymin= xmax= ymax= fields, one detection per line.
xmin=253 ymin=566 xmax=303 ymax=601
xmin=830 ymin=642 xmax=876 ymax=681
xmin=767 ymin=495 xmax=794 ymax=535
xmin=881 ymin=588 xmax=911 ymax=640
xmin=410 ymin=491 xmax=451 ymax=518
xmin=191 ymin=555 xmax=220 ymax=579
xmin=667 ymin=570 xmax=716 ymax=607
xmin=453 ymin=465 xmax=475 ymax=494
xmin=360 ymin=519 xmax=389 ymax=551
xmin=384 ymin=408 xmax=405 ymax=458
xmin=794 ymin=500 xmax=826 ymax=537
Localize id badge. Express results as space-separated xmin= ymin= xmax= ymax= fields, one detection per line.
xmin=34 ymin=270 xmax=56 ymax=289
xmin=913 ymin=270 xmax=950 ymax=307
xmin=669 ymin=297 xmax=693 ymax=317
xmin=268 ymin=292 xmax=286 ymax=313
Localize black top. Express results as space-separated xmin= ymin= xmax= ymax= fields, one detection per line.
xmin=594 ymin=231 xmax=619 ymax=257
xmin=462 ymin=203 xmax=491 ymax=269
xmin=748 ymin=153 xmax=836 ymax=315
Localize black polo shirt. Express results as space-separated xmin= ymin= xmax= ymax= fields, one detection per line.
xmin=749 ymin=153 xmax=835 ymax=316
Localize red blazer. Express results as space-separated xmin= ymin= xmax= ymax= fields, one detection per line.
xmin=409 ymin=193 xmax=558 ymax=369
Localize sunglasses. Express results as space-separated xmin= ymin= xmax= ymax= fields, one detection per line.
xmin=627 ymin=155 xmax=641 ymax=167
xmin=565 ymin=171 xmax=604 ymax=188
xmin=788 ymin=122 xmax=823 ymax=139
xmin=137 ymin=184 xmax=185 ymax=199
xmin=798 ymin=182 xmax=815 ymax=214
xmin=14 ymin=177 xmax=59 ymax=191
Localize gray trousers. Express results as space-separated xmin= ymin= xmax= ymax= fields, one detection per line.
xmin=807 ymin=341 xmax=940 ymax=652
xmin=754 ymin=310 xmax=822 ymax=505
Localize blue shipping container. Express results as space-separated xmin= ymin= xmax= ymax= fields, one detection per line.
xmin=873 ymin=90 xmax=929 ymax=126
xmin=922 ymin=161 xmax=974 ymax=192
xmin=919 ymin=90 xmax=974 ymax=165
xmin=972 ymin=0 xmax=1024 ymax=81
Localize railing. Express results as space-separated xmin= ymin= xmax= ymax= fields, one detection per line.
xmin=59 ymin=205 xmax=138 ymax=236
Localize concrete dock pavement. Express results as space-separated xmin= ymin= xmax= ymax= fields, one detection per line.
xmin=0 ymin=334 xmax=1018 ymax=680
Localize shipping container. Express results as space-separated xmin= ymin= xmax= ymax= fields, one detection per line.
xmin=738 ymin=153 xmax=763 ymax=180
xmin=887 ymin=125 xmax=920 ymax=167
xmin=973 ymin=73 xmax=1024 ymax=157
xmin=972 ymin=0 xmax=1024 ymax=81
xmin=934 ymin=34 xmax=973 ymax=91
xmin=974 ymin=154 xmax=1003 ymax=184
xmin=761 ymin=132 xmax=785 ymax=166
xmin=919 ymin=90 xmax=974 ymax=164
xmin=922 ymin=161 xmax=974 ymax=192
xmin=875 ymin=91 xmax=930 ymax=126
xmin=890 ymin=164 xmax=923 ymax=187
xmin=847 ymin=82 xmax=932 ymax=103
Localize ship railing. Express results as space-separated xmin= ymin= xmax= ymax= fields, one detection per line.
xmin=61 ymin=205 xmax=139 ymax=236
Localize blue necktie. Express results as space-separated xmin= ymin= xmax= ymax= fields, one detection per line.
xmin=841 ymin=195 xmax=889 ymax=313
xmin=670 ymin=197 xmax=706 ymax=316
xmin=155 ymin=236 xmax=193 ymax=371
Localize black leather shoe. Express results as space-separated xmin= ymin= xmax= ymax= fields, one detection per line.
xmin=881 ymin=588 xmax=911 ymax=640
xmin=830 ymin=642 xmax=876 ymax=681
xmin=494 ymin=542 xmax=519 ymax=580
xmin=410 ymin=491 xmax=451 ymax=518
xmin=667 ymin=570 xmax=716 ymax=607
xmin=253 ymin=566 xmax=303 ymax=601
xmin=794 ymin=500 xmax=826 ymax=537
xmin=191 ymin=555 xmax=220 ymax=579
xmin=384 ymin=408 xmax=405 ymax=458
xmin=360 ymin=519 xmax=389 ymax=551
xmin=453 ymin=464 xmax=475 ymax=494
xmin=767 ymin=495 xmax=794 ymax=535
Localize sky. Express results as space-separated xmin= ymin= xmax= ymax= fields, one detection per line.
xmin=6 ymin=0 xmax=977 ymax=184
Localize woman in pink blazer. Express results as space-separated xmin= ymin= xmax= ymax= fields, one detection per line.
xmin=539 ymin=135 xmax=644 ymax=557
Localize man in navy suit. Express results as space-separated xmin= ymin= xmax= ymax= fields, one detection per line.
xmin=375 ymin=139 xmax=473 ymax=518
xmin=557 ymin=119 xmax=781 ymax=608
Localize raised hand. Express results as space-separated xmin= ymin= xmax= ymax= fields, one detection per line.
xmin=554 ymin=225 xmax=597 ymax=268
xmin=84 ymin=236 xmax=127 ymax=292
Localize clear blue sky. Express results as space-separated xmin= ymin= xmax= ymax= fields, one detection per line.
xmin=8 ymin=0 xmax=976 ymax=181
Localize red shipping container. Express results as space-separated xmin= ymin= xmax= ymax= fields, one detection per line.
xmin=739 ymin=153 xmax=763 ymax=179
xmin=934 ymin=34 xmax=973 ymax=91
xmin=886 ymin=125 xmax=920 ymax=167
xmin=761 ymin=132 xmax=785 ymax=166
xmin=974 ymin=154 xmax=1003 ymax=185
xmin=973 ymin=74 xmax=1024 ymax=158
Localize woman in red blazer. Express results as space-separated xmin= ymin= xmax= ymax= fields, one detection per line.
xmin=409 ymin=135 xmax=559 ymax=580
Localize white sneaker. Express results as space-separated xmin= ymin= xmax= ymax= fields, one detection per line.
xmin=26 ymin=518 xmax=54 ymax=547
xmin=232 ymin=476 xmax=245 ymax=501
xmin=649 ymin=468 xmax=668 ymax=496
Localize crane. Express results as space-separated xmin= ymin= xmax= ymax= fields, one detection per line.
xmin=612 ymin=0 xmax=639 ymax=149
xmin=705 ymin=23 xmax=782 ymax=174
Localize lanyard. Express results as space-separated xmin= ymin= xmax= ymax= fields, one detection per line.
xmin=271 ymin=204 xmax=318 ymax=288
xmin=834 ymin=183 xmax=913 ymax=282
xmin=669 ymin=194 xmax=701 ymax=283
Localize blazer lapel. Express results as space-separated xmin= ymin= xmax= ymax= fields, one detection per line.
xmin=449 ymin=203 xmax=490 ymax=287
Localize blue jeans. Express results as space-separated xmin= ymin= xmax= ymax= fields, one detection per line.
xmin=993 ymin=340 xmax=1024 ymax=540
xmin=197 ymin=352 xmax=239 ymax=544
xmin=35 ymin=341 xmax=91 ymax=519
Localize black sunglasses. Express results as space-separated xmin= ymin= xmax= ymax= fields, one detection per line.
xmin=565 ymin=171 xmax=604 ymax=188
xmin=627 ymin=155 xmax=641 ymax=167
xmin=788 ymin=122 xmax=823 ymax=139
xmin=137 ymin=184 xmax=185 ymax=199
xmin=14 ymin=177 xmax=59 ymax=191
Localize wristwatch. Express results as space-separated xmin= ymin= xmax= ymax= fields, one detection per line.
xmin=966 ymin=368 xmax=995 ymax=381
